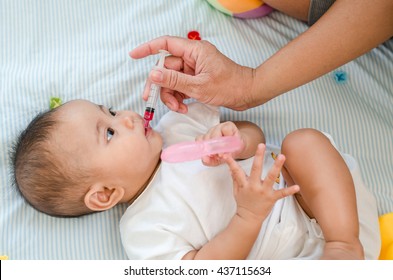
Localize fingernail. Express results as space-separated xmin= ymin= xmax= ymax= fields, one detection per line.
xmin=151 ymin=68 xmax=163 ymax=82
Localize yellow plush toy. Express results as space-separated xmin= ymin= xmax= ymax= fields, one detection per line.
xmin=379 ymin=212 xmax=393 ymax=259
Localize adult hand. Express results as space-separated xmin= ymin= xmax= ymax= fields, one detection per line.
xmin=130 ymin=36 xmax=256 ymax=112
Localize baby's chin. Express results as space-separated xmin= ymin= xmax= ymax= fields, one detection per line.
xmin=146 ymin=128 xmax=163 ymax=148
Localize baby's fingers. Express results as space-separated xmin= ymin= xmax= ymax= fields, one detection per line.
xmin=249 ymin=143 xmax=265 ymax=183
xmin=201 ymin=154 xmax=223 ymax=166
xmin=224 ymin=154 xmax=247 ymax=186
xmin=263 ymin=154 xmax=286 ymax=187
xmin=274 ymin=184 xmax=300 ymax=201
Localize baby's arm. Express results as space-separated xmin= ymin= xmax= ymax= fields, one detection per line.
xmin=182 ymin=144 xmax=299 ymax=260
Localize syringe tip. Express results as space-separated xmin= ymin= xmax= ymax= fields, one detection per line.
xmin=144 ymin=119 xmax=150 ymax=129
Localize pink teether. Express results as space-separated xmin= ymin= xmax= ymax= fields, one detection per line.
xmin=161 ymin=136 xmax=243 ymax=163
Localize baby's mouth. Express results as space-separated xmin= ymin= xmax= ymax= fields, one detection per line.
xmin=145 ymin=126 xmax=152 ymax=137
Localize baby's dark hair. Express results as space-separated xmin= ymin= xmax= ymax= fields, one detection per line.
xmin=10 ymin=106 xmax=93 ymax=217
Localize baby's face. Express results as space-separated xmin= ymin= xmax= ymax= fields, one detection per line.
xmin=54 ymin=99 xmax=162 ymax=200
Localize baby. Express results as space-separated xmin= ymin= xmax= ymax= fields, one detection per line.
xmin=11 ymin=99 xmax=380 ymax=259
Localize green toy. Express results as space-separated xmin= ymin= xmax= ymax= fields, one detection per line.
xmin=49 ymin=97 xmax=62 ymax=109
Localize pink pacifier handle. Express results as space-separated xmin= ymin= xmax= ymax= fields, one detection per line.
xmin=161 ymin=136 xmax=243 ymax=163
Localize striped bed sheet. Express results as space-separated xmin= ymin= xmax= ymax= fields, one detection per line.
xmin=1 ymin=0 xmax=392 ymax=259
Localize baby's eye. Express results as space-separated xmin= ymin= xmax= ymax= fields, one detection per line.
xmin=107 ymin=128 xmax=115 ymax=141
xmin=108 ymin=107 xmax=116 ymax=116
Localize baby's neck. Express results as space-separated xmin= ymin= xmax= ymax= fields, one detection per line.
xmin=127 ymin=159 xmax=161 ymax=205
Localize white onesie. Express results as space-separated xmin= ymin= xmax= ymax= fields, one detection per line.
xmin=120 ymin=103 xmax=380 ymax=260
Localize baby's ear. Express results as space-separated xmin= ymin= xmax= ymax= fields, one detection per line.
xmin=84 ymin=183 xmax=124 ymax=211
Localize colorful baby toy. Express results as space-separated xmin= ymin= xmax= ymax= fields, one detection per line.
xmin=205 ymin=0 xmax=273 ymax=19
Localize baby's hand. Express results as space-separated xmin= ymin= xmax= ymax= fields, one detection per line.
xmin=196 ymin=122 xmax=245 ymax=166
xmin=224 ymin=144 xmax=300 ymax=222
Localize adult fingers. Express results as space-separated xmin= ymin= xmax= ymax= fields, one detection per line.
xmin=159 ymin=88 xmax=181 ymax=111
xmin=129 ymin=35 xmax=198 ymax=60
xmin=149 ymin=67 xmax=202 ymax=100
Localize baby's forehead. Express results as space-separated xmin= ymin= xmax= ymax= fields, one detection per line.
xmin=49 ymin=125 xmax=93 ymax=168
xmin=51 ymin=100 xmax=97 ymax=146
xmin=60 ymin=99 xmax=97 ymax=112
xmin=55 ymin=100 xmax=99 ymax=123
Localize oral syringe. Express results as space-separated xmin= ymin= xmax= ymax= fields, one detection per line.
xmin=143 ymin=50 xmax=169 ymax=130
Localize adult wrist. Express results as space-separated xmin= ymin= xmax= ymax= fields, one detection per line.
xmin=236 ymin=66 xmax=259 ymax=111
xmin=252 ymin=64 xmax=278 ymax=106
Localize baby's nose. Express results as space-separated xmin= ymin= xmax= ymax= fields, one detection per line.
xmin=121 ymin=116 xmax=134 ymax=129
xmin=121 ymin=112 xmax=144 ymax=128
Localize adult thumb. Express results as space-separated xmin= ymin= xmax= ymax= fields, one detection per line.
xmin=150 ymin=67 xmax=198 ymax=98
